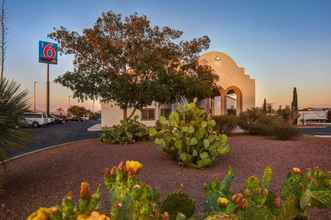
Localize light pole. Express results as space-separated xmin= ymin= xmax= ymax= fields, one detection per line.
xmin=67 ymin=96 xmax=71 ymax=116
xmin=33 ymin=81 xmax=38 ymax=112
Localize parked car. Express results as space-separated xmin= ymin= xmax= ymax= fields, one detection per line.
xmin=23 ymin=112 xmax=48 ymax=128
xmin=80 ymin=116 xmax=90 ymax=121
xmin=66 ymin=115 xmax=81 ymax=121
xmin=46 ymin=116 xmax=55 ymax=124
xmin=50 ymin=114 xmax=65 ymax=124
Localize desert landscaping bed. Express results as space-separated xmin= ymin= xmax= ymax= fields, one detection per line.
xmin=0 ymin=136 xmax=330 ymax=220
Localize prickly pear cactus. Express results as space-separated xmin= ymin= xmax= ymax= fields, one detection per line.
xmin=27 ymin=182 xmax=107 ymax=220
xmin=104 ymin=161 xmax=161 ymax=220
xmin=204 ymin=166 xmax=331 ymax=220
xmin=149 ymin=100 xmax=231 ymax=168
xmin=161 ymin=190 xmax=195 ymax=220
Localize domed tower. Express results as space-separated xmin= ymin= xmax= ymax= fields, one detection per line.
xmin=199 ymin=51 xmax=255 ymax=115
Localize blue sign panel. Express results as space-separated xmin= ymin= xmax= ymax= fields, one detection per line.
xmin=39 ymin=41 xmax=58 ymax=64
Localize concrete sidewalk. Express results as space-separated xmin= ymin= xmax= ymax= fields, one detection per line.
xmin=88 ymin=123 xmax=101 ymax=131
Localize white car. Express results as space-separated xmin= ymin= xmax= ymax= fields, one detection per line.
xmin=46 ymin=116 xmax=55 ymax=124
xmin=80 ymin=116 xmax=90 ymax=121
xmin=23 ymin=112 xmax=48 ymax=128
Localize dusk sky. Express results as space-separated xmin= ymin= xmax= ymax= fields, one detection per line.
xmin=5 ymin=0 xmax=331 ymax=112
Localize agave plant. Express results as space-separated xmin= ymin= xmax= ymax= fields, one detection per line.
xmin=0 ymin=78 xmax=29 ymax=162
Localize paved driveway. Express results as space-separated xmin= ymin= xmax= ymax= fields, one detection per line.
xmin=8 ymin=120 xmax=100 ymax=157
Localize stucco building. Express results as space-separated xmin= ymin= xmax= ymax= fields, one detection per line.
xmin=101 ymin=51 xmax=255 ymax=127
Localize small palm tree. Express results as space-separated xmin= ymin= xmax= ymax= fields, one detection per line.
xmin=0 ymin=78 xmax=29 ymax=162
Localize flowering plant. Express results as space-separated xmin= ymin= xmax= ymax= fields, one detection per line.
xmin=204 ymin=166 xmax=331 ymax=220
xmin=26 ymin=162 xmax=331 ymax=220
xmin=104 ymin=161 xmax=161 ymax=220
xmin=27 ymin=182 xmax=106 ymax=220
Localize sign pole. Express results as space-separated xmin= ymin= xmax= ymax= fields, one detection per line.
xmin=46 ymin=64 xmax=50 ymax=116
xmin=39 ymin=41 xmax=58 ymax=116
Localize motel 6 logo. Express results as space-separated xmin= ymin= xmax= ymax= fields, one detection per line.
xmin=43 ymin=43 xmax=56 ymax=60
xmin=39 ymin=41 xmax=58 ymax=64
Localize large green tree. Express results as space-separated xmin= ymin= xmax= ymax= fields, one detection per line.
xmin=49 ymin=11 xmax=217 ymax=120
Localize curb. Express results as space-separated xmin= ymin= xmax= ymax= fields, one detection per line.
xmin=4 ymin=138 xmax=98 ymax=163
xmin=313 ymin=135 xmax=331 ymax=138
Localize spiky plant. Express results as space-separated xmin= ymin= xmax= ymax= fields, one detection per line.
xmin=0 ymin=78 xmax=29 ymax=162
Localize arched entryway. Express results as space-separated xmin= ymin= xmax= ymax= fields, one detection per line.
xmin=224 ymin=86 xmax=243 ymax=115
xmin=198 ymin=86 xmax=242 ymax=116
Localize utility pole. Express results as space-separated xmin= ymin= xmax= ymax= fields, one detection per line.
xmin=33 ymin=81 xmax=38 ymax=112
xmin=67 ymin=96 xmax=71 ymax=116
xmin=0 ymin=0 xmax=6 ymax=80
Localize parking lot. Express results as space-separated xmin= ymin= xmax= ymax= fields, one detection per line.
xmin=7 ymin=122 xmax=331 ymax=158
xmin=302 ymin=127 xmax=331 ymax=136
xmin=8 ymin=120 xmax=100 ymax=157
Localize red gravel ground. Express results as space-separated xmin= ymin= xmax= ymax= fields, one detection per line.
xmin=0 ymin=136 xmax=331 ymax=220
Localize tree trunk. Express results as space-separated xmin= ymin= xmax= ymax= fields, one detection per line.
xmin=127 ymin=107 xmax=137 ymax=120
xmin=123 ymin=107 xmax=128 ymax=121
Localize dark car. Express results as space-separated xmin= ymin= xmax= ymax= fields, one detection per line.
xmin=50 ymin=114 xmax=65 ymax=124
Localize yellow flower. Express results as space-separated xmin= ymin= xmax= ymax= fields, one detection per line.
xmin=27 ymin=207 xmax=57 ymax=220
xmin=125 ymin=160 xmax=143 ymax=177
xmin=292 ymin=167 xmax=302 ymax=174
xmin=217 ymin=197 xmax=229 ymax=207
xmin=77 ymin=211 xmax=110 ymax=220
xmin=80 ymin=181 xmax=90 ymax=199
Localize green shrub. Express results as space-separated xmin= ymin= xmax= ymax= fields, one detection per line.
xmin=249 ymin=115 xmax=280 ymax=136
xmin=149 ymin=101 xmax=231 ymax=168
xmin=204 ymin=166 xmax=331 ymax=220
xmin=213 ymin=115 xmax=239 ymax=135
xmin=161 ymin=190 xmax=195 ymax=220
xmin=238 ymin=108 xmax=301 ymax=140
xmin=273 ymin=122 xmax=301 ymax=140
xmin=238 ymin=108 xmax=265 ymax=132
xmin=101 ymin=118 xmax=148 ymax=144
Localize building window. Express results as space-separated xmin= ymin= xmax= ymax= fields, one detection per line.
xmin=141 ymin=108 xmax=155 ymax=121
xmin=160 ymin=108 xmax=171 ymax=117
xmin=215 ymin=56 xmax=222 ymax=62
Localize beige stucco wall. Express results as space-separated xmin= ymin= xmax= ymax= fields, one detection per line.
xmin=101 ymin=102 xmax=170 ymax=127
xmin=101 ymin=51 xmax=255 ymax=127
xmin=199 ymin=51 xmax=255 ymax=112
